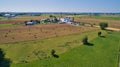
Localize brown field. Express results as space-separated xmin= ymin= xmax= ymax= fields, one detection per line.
xmin=0 ymin=24 xmax=98 ymax=44
xmin=75 ymin=17 xmax=120 ymax=29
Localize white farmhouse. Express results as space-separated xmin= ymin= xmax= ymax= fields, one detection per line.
xmin=59 ymin=17 xmax=74 ymax=24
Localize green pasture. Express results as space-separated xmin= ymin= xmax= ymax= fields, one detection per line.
xmin=10 ymin=31 xmax=120 ymax=67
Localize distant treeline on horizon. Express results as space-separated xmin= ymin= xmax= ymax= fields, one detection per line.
xmin=0 ymin=12 xmax=120 ymax=16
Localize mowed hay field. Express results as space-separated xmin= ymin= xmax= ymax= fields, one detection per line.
xmin=0 ymin=28 xmax=100 ymax=64
xmin=0 ymin=30 xmax=119 ymax=67
xmin=0 ymin=24 xmax=98 ymax=44
xmin=74 ymin=15 xmax=120 ymax=29
xmin=10 ymin=31 xmax=120 ymax=67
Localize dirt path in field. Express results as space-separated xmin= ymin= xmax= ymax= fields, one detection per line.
xmin=106 ymin=27 xmax=120 ymax=32
xmin=95 ymin=26 xmax=120 ymax=32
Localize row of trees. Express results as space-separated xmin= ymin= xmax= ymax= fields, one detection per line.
xmin=24 ymin=15 xmax=59 ymax=25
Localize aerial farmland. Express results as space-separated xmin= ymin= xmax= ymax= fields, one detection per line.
xmin=0 ymin=0 xmax=120 ymax=67
xmin=0 ymin=13 xmax=120 ymax=67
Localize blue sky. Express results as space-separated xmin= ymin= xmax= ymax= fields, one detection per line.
xmin=0 ymin=0 xmax=120 ymax=12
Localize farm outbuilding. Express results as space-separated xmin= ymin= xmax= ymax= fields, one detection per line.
xmin=59 ymin=17 xmax=74 ymax=24
xmin=25 ymin=20 xmax=38 ymax=25
xmin=4 ymin=13 xmax=15 ymax=18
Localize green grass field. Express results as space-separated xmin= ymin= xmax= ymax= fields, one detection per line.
xmin=91 ymin=16 xmax=120 ymax=20
xmin=9 ymin=31 xmax=120 ymax=67
xmin=0 ymin=16 xmax=7 ymax=20
xmin=0 ymin=30 xmax=101 ymax=63
xmin=0 ymin=30 xmax=120 ymax=67
xmin=0 ymin=24 xmax=21 ymax=27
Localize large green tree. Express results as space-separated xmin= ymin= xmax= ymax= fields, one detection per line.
xmin=82 ymin=36 xmax=88 ymax=44
xmin=99 ymin=22 xmax=108 ymax=30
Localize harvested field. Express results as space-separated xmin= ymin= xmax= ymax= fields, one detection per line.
xmin=0 ymin=24 xmax=98 ymax=44
xmin=75 ymin=16 xmax=120 ymax=29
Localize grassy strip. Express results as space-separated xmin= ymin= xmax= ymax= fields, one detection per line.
xmin=0 ymin=16 xmax=7 ymax=20
xmin=91 ymin=16 xmax=120 ymax=20
xmin=11 ymin=32 xmax=120 ymax=67
xmin=0 ymin=24 xmax=21 ymax=27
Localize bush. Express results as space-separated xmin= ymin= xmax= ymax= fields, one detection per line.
xmin=35 ymin=20 xmax=40 ymax=24
xmin=98 ymin=32 xmax=102 ymax=36
xmin=82 ymin=36 xmax=88 ymax=44
xmin=49 ymin=15 xmax=53 ymax=17
xmin=99 ymin=22 xmax=108 ymax=30
xmin=51 ymin=49 xmax=55 ymax=55
xmin=51 ymin=49 xmax=59 ymax=58
xmin=53 ymin=16 xmax=58 ymax=23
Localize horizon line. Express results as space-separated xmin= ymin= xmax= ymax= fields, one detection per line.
xmin=0 ymin=11 xmax=120 ymax=13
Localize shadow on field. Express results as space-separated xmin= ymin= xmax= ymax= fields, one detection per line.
xmin=53 ymin=54 xmax=59 ymax=58
xmin=100 ymin=36 xmax=106 ymax=38
xmin=84 ymin=43 xmax=94 ymax=46
xmin=0 ymin=48 xmax=11 ymax=67
xmin=51 ymin=49 xmax=59 ymax=58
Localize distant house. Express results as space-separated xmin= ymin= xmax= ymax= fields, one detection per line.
xmin=4 ymin=14 xmax=10 ymax=17
xmin=25 ymin=22 xmax=34 ymax=25
xmin=59 ymin=17 xmax=74 ymax=24
xmin=4 ymin=14 xmax=15 ymax=18
xmin=25 ymin=20 xmax=37 ymax=25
